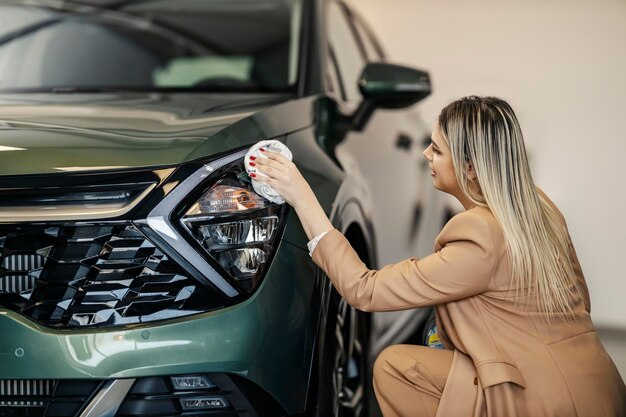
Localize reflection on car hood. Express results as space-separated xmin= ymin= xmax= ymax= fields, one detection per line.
xmin=0 ymin=92 xmax=305 ymax=176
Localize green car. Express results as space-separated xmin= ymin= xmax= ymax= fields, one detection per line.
xmin=0 ymin=0 xmax=447 ymax=416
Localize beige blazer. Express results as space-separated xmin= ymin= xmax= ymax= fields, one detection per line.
xmin=312 ymin=202 xmax=626 ymax=416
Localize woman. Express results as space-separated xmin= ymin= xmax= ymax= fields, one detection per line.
xmin=250 ymin=96 xmax=626 ymax=416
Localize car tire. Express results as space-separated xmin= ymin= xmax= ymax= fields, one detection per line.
xmin=315 ymin=288 xmax=371 ymax=417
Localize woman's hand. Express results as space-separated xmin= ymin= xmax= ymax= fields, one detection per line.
xmin=251 ymin=149 xmax=333 ymax=240
xmin=250 ymin=149 xmax=313 ymax=209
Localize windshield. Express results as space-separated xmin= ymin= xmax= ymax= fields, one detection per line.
xmin=0 ymin=0 xmax=304 ymax=93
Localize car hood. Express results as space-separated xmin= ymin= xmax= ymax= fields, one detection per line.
xmin=0 ymin=92 xmax=312 ymax=176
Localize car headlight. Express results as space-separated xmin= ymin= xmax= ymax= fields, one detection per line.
xmin=143 ymin=148 xmax=287 ymax=297
xmin=180 ymin=177 xmax=284 ymax=293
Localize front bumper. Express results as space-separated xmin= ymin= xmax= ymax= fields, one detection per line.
xmin=0 ymin=237 xmax=317 ymax=415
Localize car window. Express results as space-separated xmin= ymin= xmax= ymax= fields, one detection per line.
xmin=0 ymin=0 xmax=303 ymax=93
xmin=327 ymin=2 xmax=365 ymax=102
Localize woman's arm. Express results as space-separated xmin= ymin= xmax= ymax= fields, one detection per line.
xmin=311 ymin=212 xmax=498 ymax=311
xmin=253 ymin=150 xmax=499 ymax=312
xmin=251 ymin=149 xmax=333 ymax=241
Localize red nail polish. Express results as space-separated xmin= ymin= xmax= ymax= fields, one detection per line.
xmin=250 ymin=173 xmax=256 ymax=178
xmin=259 ymin=148 xmax=266 ymax=152
xmin=249 ymin=161 xmax=256 ymax=166
xmin=250 ymin=155 xmax=256 ymax=160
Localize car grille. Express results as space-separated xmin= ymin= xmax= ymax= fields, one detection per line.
xmin=0 ymin=379 xmax=101 ymax=417
xmin=0 ymin=223 xmax=223 ymax=328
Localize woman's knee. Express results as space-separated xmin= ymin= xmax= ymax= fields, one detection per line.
xmin=373 ymin=344 xmax=408 ymax=384
xmin=373 ymin=344 xmax=452 ymax=385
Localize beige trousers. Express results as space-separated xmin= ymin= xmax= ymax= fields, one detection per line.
xmin=373 ymin=344 xmax=454 ymax=417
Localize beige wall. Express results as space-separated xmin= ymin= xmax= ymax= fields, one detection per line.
xmin=345 ymin=0 xmax=626 ymax=328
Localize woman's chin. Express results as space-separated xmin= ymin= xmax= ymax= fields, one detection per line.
xmin=431 ymin=180 xmax=449 ymax=194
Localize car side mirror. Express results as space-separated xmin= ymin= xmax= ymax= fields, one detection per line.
xmin=351 ymin=63 xmax=431 ymax=131
xmin=359 ymin=62 xmax=431 ymax=107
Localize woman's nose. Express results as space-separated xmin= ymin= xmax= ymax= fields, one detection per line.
xmin=422 ymin=145 xmax=432 ymax=161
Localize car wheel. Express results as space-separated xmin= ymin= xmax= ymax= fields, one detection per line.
xmin=316 ymin=289 xmax=370 ymax=417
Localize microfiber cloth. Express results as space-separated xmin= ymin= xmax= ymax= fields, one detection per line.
xmin=245 ymin=140 xmax=293 ymax=204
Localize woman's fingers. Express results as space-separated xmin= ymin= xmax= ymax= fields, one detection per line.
xmin=247 ymin=147 xmax=304 ymax=207
xmin=250 ymin=170 xmax=278 ymax=190
xmin=261 ymin=149 xmax=292 ymax=165
xmin=250 ymin=172 xmax=266 ymax=182
xmin=254 ymin=155 xmax=288 ymax=175
xmin=253 ymin=162 xmax=282 ymax=179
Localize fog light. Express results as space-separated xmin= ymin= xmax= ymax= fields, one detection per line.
xmin=180 ymin=396 xmax=230 ymax=410
xmin=171 ymin=375 xmax=215 ymax=390
xmin=213 ymin=247 xmax=268 ymax=278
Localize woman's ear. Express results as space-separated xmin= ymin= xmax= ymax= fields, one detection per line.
xmin=466 ymin=161 xmax=478 ymax=182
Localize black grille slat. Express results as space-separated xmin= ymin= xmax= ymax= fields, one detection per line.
xmin=2 ymin=254 xmax=45 ymax=272
xmin=63 ymin=226 xmax=114 ymax=243
xmin=39 ymin=265 xmax=90 ymax=283
xmin=0 ymin=224 xmax=223 ymax=328
xmin=48 ymin=244 xmax=103 ymax=263
xmin=0 ymin=275 xmax=38 ymax=293
xmin=90 ymin=267 xmax=140 ymax=282
xmin=53 ymin=381 xmax=100 ymax=397
xmin=0 ymin=379 xmax=52 ymax=406
xmin=0 ymin=380 xmax=100 ymax=417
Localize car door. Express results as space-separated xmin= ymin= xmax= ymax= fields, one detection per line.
xmin=326 ymin=0 xmax=438 ymax=354
xmin=327 ymin=1 xmax=435 ymax=265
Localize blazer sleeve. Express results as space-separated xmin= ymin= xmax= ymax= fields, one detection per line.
xmin=311 ymin=210 xmax=500 ymax=312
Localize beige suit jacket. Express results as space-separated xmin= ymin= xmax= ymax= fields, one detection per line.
xmin=312 ymin=204 xmax=626 ymax=416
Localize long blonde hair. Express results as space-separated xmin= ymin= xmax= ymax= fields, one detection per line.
xmin=438 ymin=96 xmax=583 ymax=320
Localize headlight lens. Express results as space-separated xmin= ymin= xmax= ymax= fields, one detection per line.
xmin=190 ymin=217 xmax=279 ymax=248
xmin=180 ymin=176 xmax=284 ymax=293
xmin=186 ymin=181 xmax=268 ymax=214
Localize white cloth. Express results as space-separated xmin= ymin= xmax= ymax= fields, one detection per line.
xmin=244 ymin=140 xmax=293 ymax=204
xmin=307 ymin=229 xmax=332 ymax=258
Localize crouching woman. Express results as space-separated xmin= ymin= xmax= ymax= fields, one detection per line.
xmin=251 ymin=96 xmax=626 ymax=417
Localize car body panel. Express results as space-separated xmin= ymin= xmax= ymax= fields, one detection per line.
xmin=0 ymin=92 xmax=309 ymax=175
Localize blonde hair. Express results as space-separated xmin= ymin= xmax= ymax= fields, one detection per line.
xmin=438 ymin=96 xmax=583 ymax=320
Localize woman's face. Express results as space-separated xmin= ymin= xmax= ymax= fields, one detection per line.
xmin=422 ymin=124 xmax=460 ymax=196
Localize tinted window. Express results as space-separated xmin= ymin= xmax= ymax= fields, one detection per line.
xmin=327 ymin=2 xmax=365 ymax=102
xmin=0 ymin=0 xmax=303 ymax=92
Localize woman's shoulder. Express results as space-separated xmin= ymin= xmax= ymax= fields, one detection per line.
xmin=446 ymin=205 xmax=500 ymax=231
xmin=436 ymin=206 xmax=504 ymax=250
